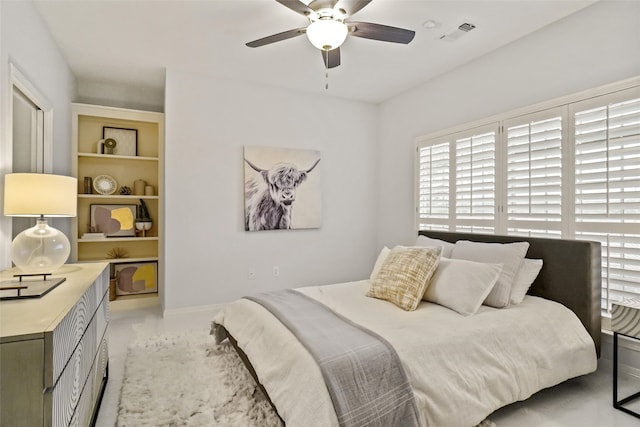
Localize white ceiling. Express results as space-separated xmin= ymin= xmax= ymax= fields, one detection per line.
xmin=33 ymin=0 xmax=597 ymax=104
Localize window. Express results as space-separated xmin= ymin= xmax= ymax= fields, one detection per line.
xmin=416 ymin=81 xmax=640 ymax=315
xmin=504 ymin=110 xmax=563 ymax=239
xmin=417 ymin=125 xmax=498 ymax=233
xmin=418 ymin=142 xmax=449 ymax=228
xmin=573 ymin=92 xmax=640 ymax=312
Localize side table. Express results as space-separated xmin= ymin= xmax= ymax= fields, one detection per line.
xmin=612 ymin=298 xmax=640 ymax=419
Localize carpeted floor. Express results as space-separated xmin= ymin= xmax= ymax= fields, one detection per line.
xmin=117 ymin=330 xmax=496 ymax=427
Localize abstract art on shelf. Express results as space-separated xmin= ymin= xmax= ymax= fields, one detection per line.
xmin=244 ymin=146 xmax=321 ymax=231
xmin=114 ymin=261 xmax=157 ymax=296
xmin=90 ymin=204 xmax=136 ymax=237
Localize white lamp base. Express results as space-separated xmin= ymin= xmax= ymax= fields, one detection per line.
xmin=10 ymin=218 xmax=70 ymax=274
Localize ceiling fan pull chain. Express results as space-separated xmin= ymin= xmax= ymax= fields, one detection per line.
xmin=324 ymin=50 xmax=329 ymax=90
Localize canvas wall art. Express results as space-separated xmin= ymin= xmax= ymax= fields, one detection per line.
xmin=114 ymin=261 xmax=158 ymax=295
xmin=244 ymin=146 xmax=321 ymax=231
xmin=90 ymin=204 xmax=136 ymax=237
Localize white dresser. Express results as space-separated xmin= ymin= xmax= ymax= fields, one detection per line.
xmin=0 ymin=263 xmax=109 ymax=427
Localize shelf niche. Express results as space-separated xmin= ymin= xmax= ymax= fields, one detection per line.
xmin=71 ymin=103 xmax=164 ymax=310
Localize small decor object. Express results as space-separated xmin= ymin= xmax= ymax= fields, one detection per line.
xmin=120 ymin=186 xmax=132 ymax=195
xmin=144 ymin=185 xmax=154 ymax=196
xmin=103 ymin=126 xmax=137 ymax=156
xmin=133 ymin=179 xmax=146 ymax=195
xmin=114 ymin=261 xmax=158 ymax=295
xmin=103 ymin=138 xmax=117 ymax=154
xmin=244 ymin=146 xmax=321 ymax=231
xmin=93 ymin=174 xmax=117 ymax=195
xmin=135 ymin=199 xmax=153 ymax=237
xmin=106 ymin=247 xmax=129 ymax=259
xmin=90 ymin=204 xmax=137 ymax=237
xmin=84 ymin=177 xmax=93 ymax=194
xmin=3 ymin=173 xmax=77 ymax=275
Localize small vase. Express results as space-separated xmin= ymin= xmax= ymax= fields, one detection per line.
xmin=135 ymin=221 xmax=152 ymax=237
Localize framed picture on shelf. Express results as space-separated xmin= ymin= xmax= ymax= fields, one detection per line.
xmin=114 ymin=261 xmax=158 ymax=296
xmin=90 ymin=204 xmax=137 ymax=237
xmin=103 ymin=126 xmax=137 ymax=156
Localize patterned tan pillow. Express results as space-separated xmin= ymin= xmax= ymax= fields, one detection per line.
xmin=367 ymin=246 xmax=441 ymax=311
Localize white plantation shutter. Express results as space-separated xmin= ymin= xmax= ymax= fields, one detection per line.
xmin=573 ymin=92 xmax=640 ymax=312
xmin=416 ymin=125 xmax=498 ymax=233
xmin=505 ymin=111 xmax=563 ymax=238
xmin=416 ymin=82 xmax=640 ymax=317
xmin=455 ymin=131 xmax=496 ymax=229
xmin=417 ymin=142 xmax=450 ymax=230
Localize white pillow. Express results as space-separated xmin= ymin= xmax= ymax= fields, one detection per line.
xmin=415 ymin=235 xmax=454 ymax=258
xmin=510 ymin=259 xmax=543 ymax=304
xmin=370 ymin=246 xmax=391 ymax=281
xmin=423 ymin=258 xmax=502 ymax=316
xmin=451 ymin=240 xmax=529 ymax=308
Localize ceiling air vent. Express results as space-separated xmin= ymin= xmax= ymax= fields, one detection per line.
xmin=440 ymin=22 xmax=476 ymax=42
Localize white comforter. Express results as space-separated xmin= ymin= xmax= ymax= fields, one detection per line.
xmin=212 ymin=280 xmax=597 ymax=427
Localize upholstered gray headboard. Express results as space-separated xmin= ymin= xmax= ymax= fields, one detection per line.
xmin=420 ymin=231 xmax=602 ymax=356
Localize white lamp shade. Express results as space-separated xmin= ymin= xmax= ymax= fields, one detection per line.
xmin=306 ymin=19 xmax=348 ymax=51
xmin=4 ymin=173 xmax=77 ymax=217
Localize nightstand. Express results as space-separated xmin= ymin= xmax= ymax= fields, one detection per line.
xmin=612 ymin=298 xmax=640 ymax=419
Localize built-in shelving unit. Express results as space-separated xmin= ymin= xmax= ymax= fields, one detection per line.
xmin=71 ymin=103 xmax=164 ymax=310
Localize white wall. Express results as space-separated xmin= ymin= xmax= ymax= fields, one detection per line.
xmin=164 ymin=69 xmax=378 ymax=310
xmin=0 ymin=1 xmax=76 ymax=269
xmin=76 ymin=78 xmax=164 ymax=113
xmin=376 ymin=0 xmax=640 ymax=248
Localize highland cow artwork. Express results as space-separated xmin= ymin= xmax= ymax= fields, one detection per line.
xmin=244 ymin=146 xmax=321 ymax=231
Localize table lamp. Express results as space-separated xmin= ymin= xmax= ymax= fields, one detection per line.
xmin=3 ymin=173 xmax=77 ymax=275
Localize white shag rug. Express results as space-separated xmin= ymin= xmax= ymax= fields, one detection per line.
xmin=117 ymin=330 xmax=282 ymax=426
xmin=117 ymin=330 xmax=496 ymax=427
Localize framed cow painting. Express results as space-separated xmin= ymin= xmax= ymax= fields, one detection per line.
xmin=243 ymin=146 xmax=321 ymax=231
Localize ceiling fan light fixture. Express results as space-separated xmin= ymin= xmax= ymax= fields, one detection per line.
xmin=306 ymin=19 xmax=348 ymax=51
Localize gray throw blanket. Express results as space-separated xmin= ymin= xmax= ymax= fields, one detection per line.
xmin=245 ymin=289 xmax=421 ymax=427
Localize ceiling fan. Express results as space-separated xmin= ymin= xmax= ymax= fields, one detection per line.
xmin=246 ymin=0 xmax=416 ymax=69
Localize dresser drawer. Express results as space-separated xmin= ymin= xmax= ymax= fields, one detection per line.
xmin=48 ymin=284 xmax=97 ymax=388
xmin=0 ymin=262 xmax=109 ymax=427
xmin=46 ymin=267 xmax=109 ymax=389
xmin=49 ymin=301 xmax=106 ymax=427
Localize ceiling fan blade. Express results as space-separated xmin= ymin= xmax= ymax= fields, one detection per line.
xmin=275 ymin=0 xmax=315 ymax=16
xmin=321 ymin=48 xmax=341 ymax=69
xmin=334 ymin=0 xmax=372 ymax=17
xmin=246 ymin=28 xmax=307 ymax=48
xmin=349 ymin=22 xmax=415 ymax=44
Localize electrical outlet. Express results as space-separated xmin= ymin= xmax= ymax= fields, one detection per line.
xmin=273 ymin=266 xmax=279 ymax=277
xmin=248 ymin=269 xmax=256 ymax=280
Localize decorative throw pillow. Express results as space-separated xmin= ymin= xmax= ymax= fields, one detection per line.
xmin=423 ymin=258 xmax=503 ymax=316
xmin=415 ymin=235 xmax=454 ymax=258
xmin=370 ymin=246 xmax=391 ymax=281
xmin=451 ymin=240 xmax=529 ymax=308
xmin=510 ymin=259 xmax=543 ymax=304
xmin=367 ymin=246 xmax=441 ymax=311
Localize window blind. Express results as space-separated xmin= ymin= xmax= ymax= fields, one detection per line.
xmin=455 ymin=132 xmax=495 ymax=222
xmin=418 ymin=143 xmax=450 ymax=225
xmin=415 ymin=82 xmax=640 ymax=316
xmin=505 ymin=114 xmax=563 ymax=238
xmin=574 ymin=96 xmax=640 ymax=311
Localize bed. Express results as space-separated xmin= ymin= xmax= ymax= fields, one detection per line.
xmin=212 ymin=231 xmax=602 ymax=427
